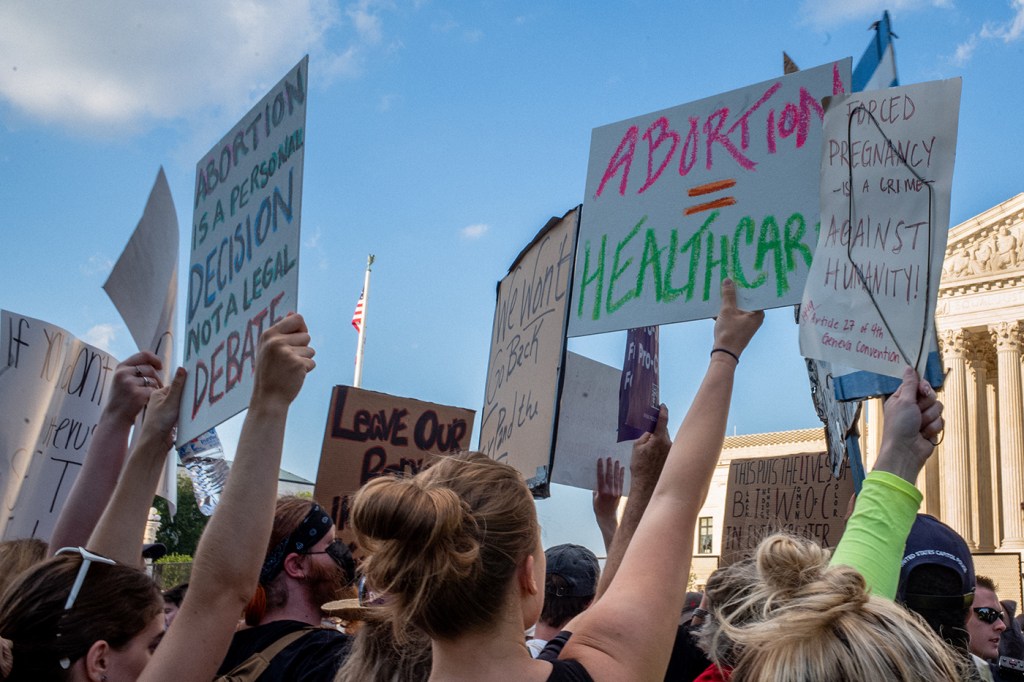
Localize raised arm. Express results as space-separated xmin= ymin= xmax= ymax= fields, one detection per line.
xmin=141 ymin=313 xmax=314 ymax=682
xmin=592 ymin=457 xmax=624 ymax=554
xmin=830 ymin=366 xmax=943 ymax=598
xmin=49 ymin=352 xmax=163 ymax=552
xmin=87 ymin=367 xmax=185 ymax=565
xmin=594 ymin=406 xmax=670 ymax=599
xmin=564 ymin=280 xmax=762 ymax=680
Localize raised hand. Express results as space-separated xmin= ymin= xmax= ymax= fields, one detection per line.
xmin=252 ymin=313 xmax=316 ymax=408
xmin=712 ymin=279 xmax=764 ymax=361
xmin=103 ymin=351 xmax=164 ymax=426
xmin=140 ymin=367 xmax=186 ymax=449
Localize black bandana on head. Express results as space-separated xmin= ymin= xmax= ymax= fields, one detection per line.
xmin=259 ymin=503 xmax=333 ymax=585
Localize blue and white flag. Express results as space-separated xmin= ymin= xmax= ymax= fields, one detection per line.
xmin=853 ymin=10 xmax=899 ymax=92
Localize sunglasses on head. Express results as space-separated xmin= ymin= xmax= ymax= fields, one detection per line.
xmin=974 ymin=606 xmax=1005 ymax=624
xmin=54 ymin=547 xmax=117 ymax=669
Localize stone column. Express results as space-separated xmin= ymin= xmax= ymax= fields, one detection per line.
xmin=967 ymin=334 xmax=996 ymax=551
xmin=939 ymin=329 xmax=975 ymax=548
xmin=993 ymin=321 xmax=1024 ymax=550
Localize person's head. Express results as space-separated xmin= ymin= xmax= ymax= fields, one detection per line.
xmin=0 ymin=538 xmax=48 ymax=600
xmin=161 ymin=583 xmax=188 ymax=629
xmin=352 ymin=451 xmax=541 ymax=642
xmin=0 ymin=549 xmax=163 ymax=681
xmin=896 ymin=514 xmax=975 ymax=656
xmin=967 ymin=575 xmax=1006 ymax=661
xmin=244 ymin=496 xmax=355 ymax=626
xmin=540 ymin=544 xmax=599 ymax=629
xmin=701 ymin=534 xmax=961 ymax=681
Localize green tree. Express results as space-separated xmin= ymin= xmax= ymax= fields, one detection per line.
xmin=153 ymin=474 xmax=210 ymax=556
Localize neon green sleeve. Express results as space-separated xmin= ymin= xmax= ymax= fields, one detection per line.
xmin=829 ymin=470 xmax=922 ymax=600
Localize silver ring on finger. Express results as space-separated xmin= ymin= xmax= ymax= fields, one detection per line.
xmin=135 ymin=366 xmax=143 ymax=377
xmin=143 ymin=376 xmax=151 ymax=388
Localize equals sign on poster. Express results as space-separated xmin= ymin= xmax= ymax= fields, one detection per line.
xmin=685 ymin=179 xmax=737 ymax=215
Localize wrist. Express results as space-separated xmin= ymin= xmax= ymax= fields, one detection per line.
xmin=872 ymin=445 xmax=926 ymax=483
xmin=710 ymin=347 xmax=740 ymax=364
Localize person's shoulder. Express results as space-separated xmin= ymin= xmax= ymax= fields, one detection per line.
xmin=546 ymin=659 xmax=594 ymax=682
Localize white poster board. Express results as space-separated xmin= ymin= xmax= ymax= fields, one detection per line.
xmin=570 ymin=60 xmax=851 ymax=337
xmin=180 ymin=57 xmax=308 ymax=445
xmin=1 ymin=312 xmax=118 ymax=539
xmin=799 ymin=78 xmax=962 ymax=377
xmin=551 ymin=352 xmax=633 ymax=494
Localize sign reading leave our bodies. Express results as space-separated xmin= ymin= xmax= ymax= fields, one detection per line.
xmin=314 ymin=386 xmax=475 ymax=554
xmin=1 ymin=312 xmax=118 ymax=540
xmin=799 ymin=79 xmax=962 ymax=377
xmin=179 ymin=57 xmax=309 ymax=445
xmin=570 ymin=60 xmax=852 ymax=337
xmin=721 ymin=451 xmax=855 ymax=566
xmin=478 ymin=208 xmax=578 ymax=493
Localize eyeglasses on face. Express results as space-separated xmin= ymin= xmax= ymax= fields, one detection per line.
xmin=973 ymin=606 xmax=1005 ymax=624
xmin=303 ymin=540 xmax=347 ymax=566
xmin=54 ymin=547 xmax=117 ymax=669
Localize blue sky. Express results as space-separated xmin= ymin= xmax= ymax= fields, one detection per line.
xmin=3 ymin=0 xmax=1023 ymax=551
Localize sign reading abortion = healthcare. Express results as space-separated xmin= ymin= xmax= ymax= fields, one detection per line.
xmin=179 ymin=56 xmax=309 ymax=446
xmin=720 ymin=451 xmax=854 ymax=566
xmin=315 ymin=386 xmax=475 ymax=555
xmin=570 ymin=60 xmax=852 ymax=336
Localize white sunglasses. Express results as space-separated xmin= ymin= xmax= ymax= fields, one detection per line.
xmin=54 ymin=546 xmax=117 ymax=669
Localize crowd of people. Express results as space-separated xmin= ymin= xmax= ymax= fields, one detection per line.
xmin=0 ymin=281 xmax=1021 ymax=681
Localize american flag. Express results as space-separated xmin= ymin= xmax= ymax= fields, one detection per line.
xmin=352 ymin=290 xmax=365 ymax=333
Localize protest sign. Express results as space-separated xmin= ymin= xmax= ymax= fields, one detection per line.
xmin=721 ymin=451 xmax=854 ymax=566
xmin=315 ymin=386 xmax=475 ymax=555
xmin=618 ymin=326 xmax=659 ymax=442
xmin=1 ymin=312 xmax=118 ymax=540
xmin=799 ymin=78 xmax=962 ymax=377
xmin=551 ymin=352 xmax=633 ymax=493
xmin=479 ymin=208 xmax=578 ymax=494
xmin=104 ymin=167 xmax=180 ymax=511
xmin=179 ymin=56 xmax=309 ymax=445
xmin=569 ymin=60 xmax=851 ymax=337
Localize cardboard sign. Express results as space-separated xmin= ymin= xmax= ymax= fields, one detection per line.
xmin=478 ymin=208 xmax=578 ymax=494
xmin=1 ymin=312 xmax=118 ymax=540
xmin=551 ymin=352 xmax=633 ymax=494
xmin=799 ymin=78 xmax=962 ymax=377
xmin=104 ymin=167 xmax=180 ymax=511
xmin=570 ymin=60 xmax=852 ymax=337
xmin=314 ymin=386 xmax=475 ymax=555
xmin=179 ymin=57 xmax=309 ymax=445
xmin=720 ymin=451 xmax=854 ymax=566
xmin=618 ymin=326 xmax=659 ymax=442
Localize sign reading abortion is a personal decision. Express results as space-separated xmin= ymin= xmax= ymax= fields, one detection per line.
xmin=179 ymin=57 xmax=309 ymax=445
xmin=570 ymin=60 xmax=851 ymax=337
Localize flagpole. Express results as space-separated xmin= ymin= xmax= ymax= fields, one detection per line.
xmin=353 ymin=254 xmax=374 ymax=387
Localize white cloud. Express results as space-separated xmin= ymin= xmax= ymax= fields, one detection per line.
xmin=0 ymin=0 xmax=391 ymax=134
xmin=83 ymin=323 xmax=118 ymax=352
xmin=463 ymin=29 xmax=484 ymax=43
xmin=460 ymin=223 xmax=489 ymax=239
xmin=948 ymin=1 xmax=1024 ymax=66
xmin=378 ymin=93 xmax=399 ymax=112
xmin=797 ymin=0 xmax=950 ymax=30
xmin=80 ymin=254 xmax=113 ymax=276
xmin=952 ymin=35 xmax=978 ymax=66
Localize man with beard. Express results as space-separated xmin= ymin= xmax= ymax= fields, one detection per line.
xmin=215 ymin=497 xmax=355 ymax=681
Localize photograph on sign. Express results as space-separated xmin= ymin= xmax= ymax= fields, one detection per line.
xmin=478 ymin=207 xmax=578 ymax=492
xmin=179 ymin=56 xmax=309 ymax=445
xmin=570 ymin=60 xmax=851 ymax=337
xmin=1 ymin=311 xmax=118 ymax=540
xmin=799 ymin=78 xmax=962 ymax=377
xmin=551 ymin=352 xmax=633 ymax=494
xmin=315 ymin=385 xmax=475 ymax=555
xmin=720 ymin=451 xmax=854 ymax=566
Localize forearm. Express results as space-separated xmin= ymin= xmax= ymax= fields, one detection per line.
xmin=596 ymin=517 xmax=617 ymax=556
xmin=830 ymin=470 xmax=922 ymax=599
xmin=87 ymin=430 xmax=168 ymax=565
xmin=49 ymin=414 xmax=132 ymax=552
xmin=596 ymin=477 xmax=655 ymax=598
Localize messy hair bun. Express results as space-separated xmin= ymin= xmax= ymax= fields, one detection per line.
xmin=352 ymin=452 xmax=538 ymax=641
xmin=700 ymin=533 xmax=959 ymax=681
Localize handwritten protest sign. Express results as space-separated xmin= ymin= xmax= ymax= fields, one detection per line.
xmin=721 ymin=451 xmax=854 ymax=566
xmin=569 ymin=60 xmax=851 ymax=337
xmin=104 ymin=167 xmax=179 ymax=510
xmin=1 ymin=312 xmax=118 ymax=540
xmin=479 ymin=208 xmax=578 ymax=494
xmin=618 ymin=326 xmax=659 ymax=442
xmin=799 ymin=78 xmax=962 ymax=377
xmin=179 ymin=57 xmax=309 ymax=445
xmin=314 ymin=385 xmax=475 ymax=555
xmin=551 ymin=352 xmax=633 ymax=493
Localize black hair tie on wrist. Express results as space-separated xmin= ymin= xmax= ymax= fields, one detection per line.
xmin=711 ymin=348 xmax=740 ymax=363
